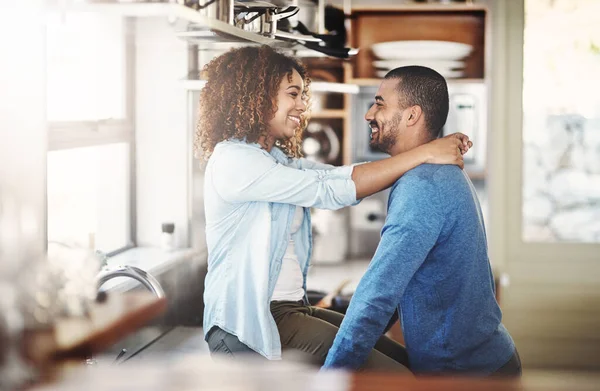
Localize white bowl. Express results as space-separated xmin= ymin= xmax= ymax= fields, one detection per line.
xmin=372 ymin=59 xmax=465 ymax=70
xmin=371 ymin=40 xmax=473 ymax=60
xmin=375 ymin=69 xmax=465 ymax=79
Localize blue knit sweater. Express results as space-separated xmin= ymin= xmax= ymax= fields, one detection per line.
xmin=324 ymin=164 xmax=515 ymax=374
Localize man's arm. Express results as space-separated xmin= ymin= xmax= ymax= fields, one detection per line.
xmin=323 ymin=175 xmax=444 ymax=370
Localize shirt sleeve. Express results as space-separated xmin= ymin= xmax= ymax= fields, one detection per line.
xmin=296 ymin=158 xmax=336 ymax=171
xmin=323 ymin=175 xmax=444 ymax=370
xmin=210 ymin=143 xmax=357 ymax=210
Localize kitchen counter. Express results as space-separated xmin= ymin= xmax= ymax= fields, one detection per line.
xmin=30 ymin=355 xmax=600 ymax=391
xmin=100 ymin=247 xmax=208 ymax=327
xmin=308 ymin=259 xmax=507 ymax=304
xmin=307 ymin=259 xmax=371 ymax=295
xmin=23 ymin=292 xmax=166 ymax=366
xmin=100 ymin=247 xmax=204 ymax=292
xmin=87 ymin=247 xmax=209 ymax=366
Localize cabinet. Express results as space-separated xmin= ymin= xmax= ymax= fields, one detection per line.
xmin=347 ymin=4 xmax=488 ymax=84
xmin=304 ymin=3 xmax=490 ymax=173
xmin=303 ymin=58 xmax=353 ymax=166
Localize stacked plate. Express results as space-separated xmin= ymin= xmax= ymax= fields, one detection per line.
xmin=370 ymin=40 xmax=473 ymax=79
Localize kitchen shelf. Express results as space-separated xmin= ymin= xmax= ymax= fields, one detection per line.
xmin=349 ymin=7 xmax=487 ymax=80
xmin=48 ymin=2 xmax=313 ymax=49
xmin=47 ymin=2 xmax=177 ymax=17
xmin=347 ymin=78 xmax=487 ymax=87
xmin=180 ymin=79 xmax=358 ymax=94
xmin=310 ymin=109 xmax=346 ymax=119
xmin=351 ymin=4 xmax=488 ymax=13
xmin=310 ymin=82 xmax=359 ymax=95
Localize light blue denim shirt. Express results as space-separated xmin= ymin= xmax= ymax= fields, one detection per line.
xmin=203 ymin=140 xmax=358 ymax=360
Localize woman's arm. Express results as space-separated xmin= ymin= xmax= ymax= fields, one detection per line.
xmin=211 ymin=143 xmax=358 ymax=210
xmin=211 ymin=133 xmax=470 ymax=209
xmin=353 ymin=133 xmax=470 ymax=199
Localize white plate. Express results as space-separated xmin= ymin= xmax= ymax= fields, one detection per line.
xmin=371 ymin=40 xmax=473 ymax=60
xmin=375 ymin=69 xmax=465 ymax=79
xmin=372 ymin=59 xmax=465 ymax=70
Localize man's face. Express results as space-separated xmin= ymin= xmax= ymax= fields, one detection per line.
xmin=365 ymin=79 xmax=409 ymax=155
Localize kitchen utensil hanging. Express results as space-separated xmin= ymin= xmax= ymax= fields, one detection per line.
xmin=234 ymin=2 xmax=299 ymax=38
xmin=174 ymin=0 xmax=358 ymax=59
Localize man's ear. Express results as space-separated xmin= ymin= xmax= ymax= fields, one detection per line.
xmin=406 ymin=105 xmax=422 ymax=127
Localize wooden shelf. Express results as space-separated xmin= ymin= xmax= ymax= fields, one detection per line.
xmin=348 ymin=78 xmax=382 ymax=87
xmin=350 ymin=7 xmax=487 ymax=80
xmin=310 ymin=109 xmax=347 ymax=119
xmin=23 ymin=292 xmax=166 ymax=365
xmin=351 ymin=4 xmax=488 ymax=13
xmin=347 ymin=78 xmax=486 ymax=87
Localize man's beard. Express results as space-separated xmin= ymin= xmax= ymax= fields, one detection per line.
xmin=371 ymin=112 xmax=403 ymax=155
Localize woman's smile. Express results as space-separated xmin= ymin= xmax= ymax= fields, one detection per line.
xmin=287 ymin=115 xmax=301 ymax=126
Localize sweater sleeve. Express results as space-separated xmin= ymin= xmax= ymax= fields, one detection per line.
xmin=323 ymin=175 xmax=444 ymax=370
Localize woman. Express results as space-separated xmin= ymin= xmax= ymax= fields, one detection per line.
xmin=196 ymin=45 xmax=471 ymax=370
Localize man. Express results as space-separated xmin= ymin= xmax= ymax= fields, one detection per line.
xmin=323 ymin=66 xmax=520 ymax=376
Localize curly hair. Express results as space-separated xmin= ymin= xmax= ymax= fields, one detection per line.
xmin=195 ymin=45 xmax=311 ymax=160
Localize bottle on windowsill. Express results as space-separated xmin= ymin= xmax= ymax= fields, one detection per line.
xmin=161 ymin=222 xmax=175 ymax=252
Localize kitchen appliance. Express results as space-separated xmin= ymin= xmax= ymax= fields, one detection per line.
xmin=310 ymin=208 xmax=347 ymax=264
xmin=301 ymin=122 xmax=340 ymax=164
xmin=352 ymin=82 xmax=487 ymax=175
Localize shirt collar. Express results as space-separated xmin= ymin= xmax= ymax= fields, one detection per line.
xmin=269 ymin=145 xmax=290 ymax=164
xmin=228 ymin=137 xmax=290 ymax=164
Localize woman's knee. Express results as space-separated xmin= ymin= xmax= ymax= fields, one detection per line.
xmin=206 ymin=327 xmax=259 ymax=359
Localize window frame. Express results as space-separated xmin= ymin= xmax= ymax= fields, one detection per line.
xmin=46 ymin=17 xmax=137 ymax=255
xmin=482 ymin=0 xmax=600 ymax=283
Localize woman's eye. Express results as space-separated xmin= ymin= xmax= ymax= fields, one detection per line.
xmin=290 ymin=92 xmax=298 ymax=98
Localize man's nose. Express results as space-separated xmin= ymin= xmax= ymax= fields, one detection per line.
xmin=365 ymin=104 xmax=375 ymax=122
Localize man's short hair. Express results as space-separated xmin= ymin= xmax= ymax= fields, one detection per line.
xmin=384 ymin=66 xmax=449 ymax=140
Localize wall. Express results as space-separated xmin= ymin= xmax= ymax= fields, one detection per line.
xmin=0 ymin=2 xmax=47 ymax=262
xmin=488 ymin=0 xmax=600 ymax=370
xmin=134 ymin=18 xmax=190 ymax=249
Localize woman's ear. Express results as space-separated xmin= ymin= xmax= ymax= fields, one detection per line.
xmin=406 ymin=105 xmax=422 ymax=127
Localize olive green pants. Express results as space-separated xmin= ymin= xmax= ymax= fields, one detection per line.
xmin=270 ymin=300 xmax=411 ymax=373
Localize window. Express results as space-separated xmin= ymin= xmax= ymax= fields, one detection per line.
xmin=46 ymin=11 xmax=126 ymax=122
xmin=522 ymin=0 xmax=600 ymax=243
xmin=46 ymin=10 xmax=134 ymax=253
xmin=47 ymin=143 xmax=131 ymax=252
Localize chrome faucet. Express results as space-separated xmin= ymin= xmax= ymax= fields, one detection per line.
xmin=96 ymin=265 xmax=166 ymax=299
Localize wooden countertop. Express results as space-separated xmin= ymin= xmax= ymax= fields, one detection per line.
xmin=350 ymin=373 xmax=522 ymax=391
xmin=29 ymin=354 xmax=600 ymax=391
xmin=24 ymin=292 xmax=167 ymax=364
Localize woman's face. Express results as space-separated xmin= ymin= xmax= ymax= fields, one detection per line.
xmin=267 ymin=69 xmax=307 ymax=141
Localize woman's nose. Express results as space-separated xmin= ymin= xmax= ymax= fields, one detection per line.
xmin=297 ymin=98 xmax=307 ymax=112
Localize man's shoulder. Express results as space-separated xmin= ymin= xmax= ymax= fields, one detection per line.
xmin=394 ymin=164 xmax=463 ymax=188
xmin=390 ymin=165 xmax=469 ymax=208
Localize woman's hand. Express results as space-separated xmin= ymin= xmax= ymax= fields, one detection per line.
xmin=421 ymin=133 xmax=473 ymax=169
xmin=452 ymin=132 xmax=473 ymax=155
